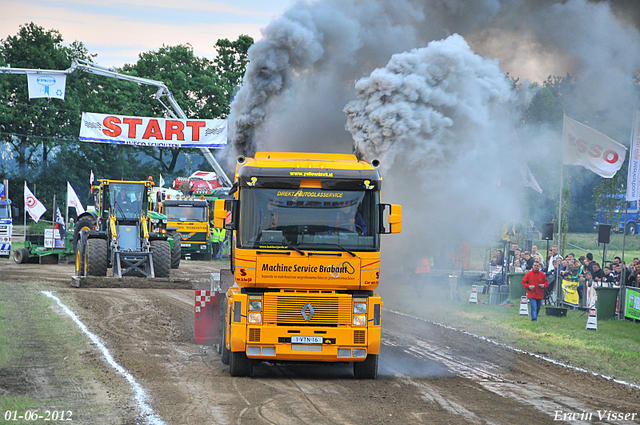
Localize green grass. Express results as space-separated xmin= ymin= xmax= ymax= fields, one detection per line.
xmin=378 ymin=280 xmax=640 ymax=386
xmin=564 ymin=232 xmax=640 ymax=264
xmin=0 ymin=283 xmax=97 ymax=422
xmin=0 ymin=397 xmax=41 ymax=421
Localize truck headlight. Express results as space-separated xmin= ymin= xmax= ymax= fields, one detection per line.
xmin=248 ymin=297 xmax=262 ymax=311
xmin=353 ymin=314 xmax=366 ymax=326
xmin=248 ymin=312 xmax=262 ymax=324
xmin=353 ymin=302 xmax=367 ymax=314
xmin=151 ymin=218 xmax=159 ymax=224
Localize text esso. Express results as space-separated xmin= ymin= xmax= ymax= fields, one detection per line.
xmin=567 ymin=134 xmax=620 ymax=164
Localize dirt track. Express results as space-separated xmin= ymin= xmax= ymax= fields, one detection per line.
xmin=1 ymin=259 xmax=639 ymax=424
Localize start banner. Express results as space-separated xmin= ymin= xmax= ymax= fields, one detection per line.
xmin=79 ymin=112 xmax=227 ymax=148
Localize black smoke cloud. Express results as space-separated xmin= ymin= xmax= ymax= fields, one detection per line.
xmin=226 ymin=0 xmax=640 ymax=266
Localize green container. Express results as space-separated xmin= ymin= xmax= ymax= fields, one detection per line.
xmin=508 ymin=272 xmax=527 ymax=301
xmin=595 ymin=287 xmax=619 ymax=320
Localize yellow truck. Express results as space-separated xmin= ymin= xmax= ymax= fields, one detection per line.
xmin=212 ymin=152 xmax=402 ymax=378
xmin=157 ymin=196 xmax=211 ymax=264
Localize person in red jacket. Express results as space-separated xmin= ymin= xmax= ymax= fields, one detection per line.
xmin=522 ymin=260 xmax=548 ymax=321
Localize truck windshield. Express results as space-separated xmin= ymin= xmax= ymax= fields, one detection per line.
xmin=238 ymin=187 xmax=379 ymax=251
xmin=164 ymin=205 xmax=207 ymax=222
xmin=0 ymin=205 xmax=10 ymax=219
xmin=110 ymin=183 xmax=146 ymax=220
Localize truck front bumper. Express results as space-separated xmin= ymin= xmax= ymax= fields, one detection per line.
xmin=235 ymin=325 xmax=380 ymax=362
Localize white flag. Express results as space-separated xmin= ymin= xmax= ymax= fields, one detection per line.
xmin=24 ymin=182 xmax=46 ymax=222
xmin=27 ymin=73 xmax=66 ymax=100
xmin=67 ymin=182 xmax=85 ymax=215
xmin=159 ymin=174 xmax=165 ymax=188
xmin=626 ymin=110 xmax=640 ymax=201
xmin=563 ymin=114 xmax=626 ymax=178
xmin=520 ymin=163 xmax=543 ymax=193
xmin=90 ymin=170 xmax=94 ymax=186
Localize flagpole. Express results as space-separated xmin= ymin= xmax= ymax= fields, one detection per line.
xmin=23 ymin=181 xmax=26 ymax=240
xmin=621 ymin=207 xmax=628 ymax=286
xmin=556 ymin=114 xmax=566 ymax=307
xmin=556 ymin=163 xmax=564 ymax=307
xmin=52 ymin=195 xmax=56 ymax=236
xmin=65 ymin=183 xmax=69 ymax=229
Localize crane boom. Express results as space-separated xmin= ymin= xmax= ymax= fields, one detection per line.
xmin=0 ymin=59 xmax=232 ymax=187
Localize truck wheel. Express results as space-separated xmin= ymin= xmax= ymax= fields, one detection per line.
xmin=221 ymin=324 xmax=230 ymax=365
xmin=229 ymin=350 xmax=252 ymax=377
xmin=85 ymin=239 xmax=108 ymax=276
xmin=353 ymin=354 xmax=378 ymax=379
xmin=13 ymin=248 xmax=28 ymax=264
xmin=626 ymin=223 xmax=637 ymax=236
xmin=73 ymin=217 xmax=96 ymax=254
xmin=150 ymin=240 xmax=171 ymax=278
xmin=169 ymin=231 xmax=181 ymax=269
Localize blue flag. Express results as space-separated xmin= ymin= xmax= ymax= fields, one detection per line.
xmin=53 ymin=200 xmax=66 ymax=239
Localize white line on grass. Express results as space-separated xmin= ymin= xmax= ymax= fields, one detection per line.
xmin=42 ymin=291 xmax=166 ymax=425
xmin=388 ymin=308 xmax=640 ymax=390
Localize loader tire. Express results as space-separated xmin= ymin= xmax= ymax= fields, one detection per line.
xmin=353 ymin=354 xmax=378 ymax=379
xmin=169 ymin=231 xmax=181 ymax=269
xmin=13 ymin=248 xmax=28 ymax=264
xmin=85 ymin=238 xmax=108 ymax=276
xmin=75 ymin=241 xmax=85 ymax=277
xmin=151 ymin=240 xmax=171 ymax=278
xmin=73 ymin=217 xmax=96 ymax=254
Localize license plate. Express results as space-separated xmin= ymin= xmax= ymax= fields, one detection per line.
xmin=181 ymin=243 xmax=191 ymax=247
xmin=291 ymin=336 xmax=323 ymax=344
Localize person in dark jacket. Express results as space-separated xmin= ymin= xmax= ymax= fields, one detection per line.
xmin=522 ymin=251 xmax=534 ymax=272
xmin=522 ymin=261 xmax=548 ymax=321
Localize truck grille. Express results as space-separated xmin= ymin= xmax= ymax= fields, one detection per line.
xmin=263 ymin=292 xmax=352 ymax=326
xmin=249 ymin=328 xmax=261 ymax=342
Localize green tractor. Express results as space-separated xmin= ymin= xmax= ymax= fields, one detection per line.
xmin=74 ymin=179 xmax=173 ymax=278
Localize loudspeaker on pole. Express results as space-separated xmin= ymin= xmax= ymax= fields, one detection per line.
xmin=598 ymin=224 xmax=611 ymax=244
xmin=541 ymin=223 xmax=554 ymax=241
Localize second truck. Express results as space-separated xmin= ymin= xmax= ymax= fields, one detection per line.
xmin=156 ymin=195 xmax=210 ymax=262
xmin=212 ymin=152 xmax=402 ymax=379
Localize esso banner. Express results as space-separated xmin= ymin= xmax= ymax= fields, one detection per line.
xmin=79 ymin=112 xmax=227 ymax=148
xmin=562 ymin=114 xmax=626 ymax=178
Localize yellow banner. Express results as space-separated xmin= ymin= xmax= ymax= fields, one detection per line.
xmin=562 ymin=279 xmax=579 ymax=306
xmin=257 ymin=257 xmax=360 ymax=285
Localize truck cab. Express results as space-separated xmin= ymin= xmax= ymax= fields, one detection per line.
xmin=213 ymin=152 xmax=402 ymax=378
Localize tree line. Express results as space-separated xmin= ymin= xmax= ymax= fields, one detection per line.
xmin=1 ymin=22 xmax=639 ymax=233
xmin=0 ymin=22 xmax=252 ymax=223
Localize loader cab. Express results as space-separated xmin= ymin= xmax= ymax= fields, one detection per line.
xmin=109 ymin=183 xmax=147 ymax=222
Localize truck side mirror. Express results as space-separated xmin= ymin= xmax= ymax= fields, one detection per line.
xmin=379 ymin=203 xmax=403 ymax=234
xmin=213 ymin=200 xmax=226 ymax=228
xmin=12 ymin=206 xmax=18 ymax=218
xmin=214 ymin=199 xmax=237 ymax=230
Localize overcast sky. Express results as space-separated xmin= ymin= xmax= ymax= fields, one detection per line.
xmin=1 ymin=0 xmax=298 ymax=68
